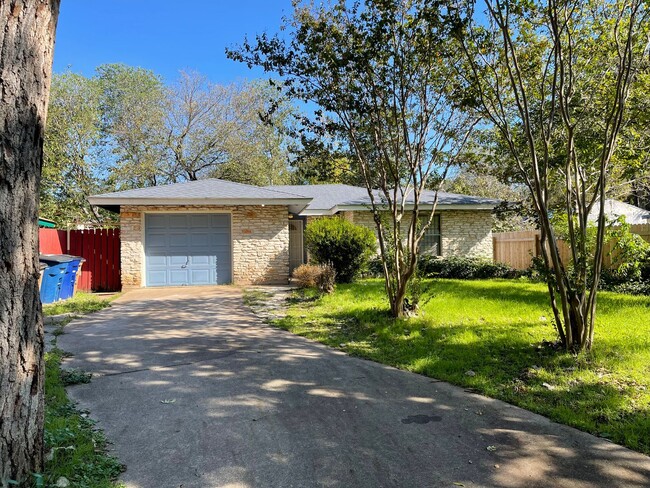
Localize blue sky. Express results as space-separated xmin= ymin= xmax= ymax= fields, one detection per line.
xmin=53 ymin=0 xmax=294 ymax=84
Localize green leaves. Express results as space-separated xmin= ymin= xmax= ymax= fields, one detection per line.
xmin=305 ymin=217 xmax=376 ymax=283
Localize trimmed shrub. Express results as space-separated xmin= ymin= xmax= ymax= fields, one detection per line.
xmin=292 ymin=264 xmax=322 ymax=288
xmin=315 ymin=263 xmax=336 ymax=294
xmin=305 ymin=217 xmax=376 ymax=283
xmin=418 ymin=256 xmax=518 ymax=279
xmin=291 ymin=263 xmax=336 ymax=294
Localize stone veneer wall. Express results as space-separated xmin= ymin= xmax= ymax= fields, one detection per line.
xmin=311 ymin=209 xmax=493 ymax=259
xmin=120 ymin=205 xmax=290 ymax=288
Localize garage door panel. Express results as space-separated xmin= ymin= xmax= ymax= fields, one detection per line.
xmin=168 ymin=255 xmax=189 ymax=266
xmin=147 ymin=255 xmax=167 ymax=266
xmin=168 ymin=233 xmax=189 ymax=247
xmin=146 ymin=214 xmax=168 ymax=228
xmin=148 ymin=270 xmax=168 ymax=287
xmin=190 ymin=269 xmax=212 ymax=284
xmin=189 ymin=214 xmax=212 ymax=227
xmin=167 ymin=214 xmax=189 ymax=227
xmin=169 ymin=269 xmax=190 ymax=285
xmin=146 ymin=232 xmax=168 ymax=247
xmin=190 ymin=255 xmax=211 ymax=266
xmin=145 ymin=213 xmax=232 ymax=287
xmin=191 ymin=234 xmax=212 ymax=247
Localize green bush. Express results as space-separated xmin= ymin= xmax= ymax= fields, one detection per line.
xmin=418 ymin=255 xmax=519 ymax=279
xmin=366 ymin=256 xmax=385 ymax=278
xmin=305 ymin=217 xmax=376 ymax=283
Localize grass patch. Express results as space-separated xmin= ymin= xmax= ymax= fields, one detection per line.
xmin=40 ymin=292 xmax=123 ymax=486
xmin=44 ymin=349 xmax=124 ymax=487
xmin=42 ymin=292 xmax=117 ymax=317
xmin=242 ymin=289 xmax=273 ymax=307
xmin=275 ymin=278 xmax=650 ymax=454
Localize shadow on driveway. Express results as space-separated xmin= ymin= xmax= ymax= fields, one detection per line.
xmin=58 ymin=286 xmax=650 ymax=488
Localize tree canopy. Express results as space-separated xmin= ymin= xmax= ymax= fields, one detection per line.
xmin=229 ymin=0 xmax=479 ymax=317
xmin=41 ymin=65 xmax=297 ymax=225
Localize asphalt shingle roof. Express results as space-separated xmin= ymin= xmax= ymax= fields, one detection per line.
xmin=92 ymin=178 xmax=309 ymax=201
xmin=89 ymin=179 xmax=499 ymax=215
xmin=267 ymin=184 xmax=499 ymax=213
xmin=266 ymin=184 xmax=369 ymax=211
xmin=588 ymin=199 xmax=650 ymax=224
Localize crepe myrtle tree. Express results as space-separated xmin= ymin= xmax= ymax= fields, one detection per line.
xmin=456 ymin=0 xmax=648 ymax=350
xmin=228 ymin=0 xmax=479 ymax=317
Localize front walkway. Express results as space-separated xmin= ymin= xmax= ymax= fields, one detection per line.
xmin=58 ymin=286 xmax=650 ymax=487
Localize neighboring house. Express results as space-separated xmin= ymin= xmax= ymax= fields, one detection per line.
xmin=587 ymin=199 xmax=650 ymax=225
xmin=88 ymin=179 xmax=498 ymax=288
xmin=38 ymin=217 xmax=56 ymax=228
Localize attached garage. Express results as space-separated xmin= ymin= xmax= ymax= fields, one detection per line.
xmin=87 ymin=178 xmax=497 ymax=289
xmin=144 ymin=213 xmax=232 ymax=286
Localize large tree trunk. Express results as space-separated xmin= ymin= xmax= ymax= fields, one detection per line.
xmin=0 ymin=1 xmax=60 ymax=484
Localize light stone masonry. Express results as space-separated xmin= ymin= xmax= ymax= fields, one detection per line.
xmin=318 ymin=209 xmax=493 ymax=259
xmin=119 ymin=205 xmax=290 ymax=289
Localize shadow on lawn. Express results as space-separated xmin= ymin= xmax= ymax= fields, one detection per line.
xmin=56 ymin=288 xmax=650 ymax=488
xmin=285 ymin=282 xmax=650 ymax=456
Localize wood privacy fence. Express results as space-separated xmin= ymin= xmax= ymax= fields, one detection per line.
xmin=493 ymin=224 xmax=650 ymax=270
xmin=39 ymin=228 xmax=121 ymax=292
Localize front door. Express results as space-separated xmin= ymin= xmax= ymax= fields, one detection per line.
xmin=288 ymin=219 xmax=304 ymax=274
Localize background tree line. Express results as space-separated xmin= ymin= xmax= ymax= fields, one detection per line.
xmin=41 ymin=64 xmax=298 ymax=225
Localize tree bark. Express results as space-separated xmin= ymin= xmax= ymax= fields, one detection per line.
xmin=0 ymin=1 xmax=60 ymax=484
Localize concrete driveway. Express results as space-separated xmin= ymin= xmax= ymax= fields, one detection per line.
xmin=58 ymin=287 xmax=650 ymax=488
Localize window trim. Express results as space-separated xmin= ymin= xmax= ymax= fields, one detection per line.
xmin=419 ymin=214 xmax=441 ymax=256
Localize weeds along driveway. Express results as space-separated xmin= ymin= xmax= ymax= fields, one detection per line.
xmin=57 ymin=286 xmax=650 ymax=488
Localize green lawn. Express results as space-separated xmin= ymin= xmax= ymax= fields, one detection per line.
xmin=42 ymin=292 xmax=117 ymax=317
xmin=43 ymin=349 xmax=124 ymax=487
xmin=274 ymin=278 xmax=650 ymax=455
xmin=41 ymin=292 xmax=123 ymax=487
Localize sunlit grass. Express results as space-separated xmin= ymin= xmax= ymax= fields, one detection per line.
xmin=275 ymin=278 xmax=650 ymax=454
xmin=43 ymin=349 xmax=124 ymax=487
xmin=43 ymin=292 xmax=117 ymax=316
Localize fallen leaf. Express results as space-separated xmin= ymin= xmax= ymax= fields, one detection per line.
xmin=55 ymin=477 xmax=70 ymax=488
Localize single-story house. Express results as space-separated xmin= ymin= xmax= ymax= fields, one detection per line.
xmin=587 ymin=199 xmax=650 ymax=225
xmin=88 ymin=179 xmax=499 ymax=288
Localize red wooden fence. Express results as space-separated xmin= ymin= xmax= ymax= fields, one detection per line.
xmin=39 ymin=228 xmax=121 ymax=292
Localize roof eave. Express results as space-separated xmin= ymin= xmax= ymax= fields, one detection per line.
xmin=88 ymin=197 xmax=312 ymax=214
xmin=296 ymin=202 xmax=497 ymax=216
xmin=332 ymin=203 xmax=498 ymax=212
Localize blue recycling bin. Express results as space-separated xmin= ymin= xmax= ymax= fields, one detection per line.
xmin=40 ymin=254 xmax=86 ymax=302
xmin=39 ymin=257 xmax=69 ymax=304
xmin=60 ymin=257 xmax=85 ymax=300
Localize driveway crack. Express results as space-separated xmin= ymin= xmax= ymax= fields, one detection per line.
xmin=86 ymin=348 xmax=246 ymax=378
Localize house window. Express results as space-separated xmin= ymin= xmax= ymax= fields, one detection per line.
xmin=419 ymin=214 xmax=441 ymax=256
